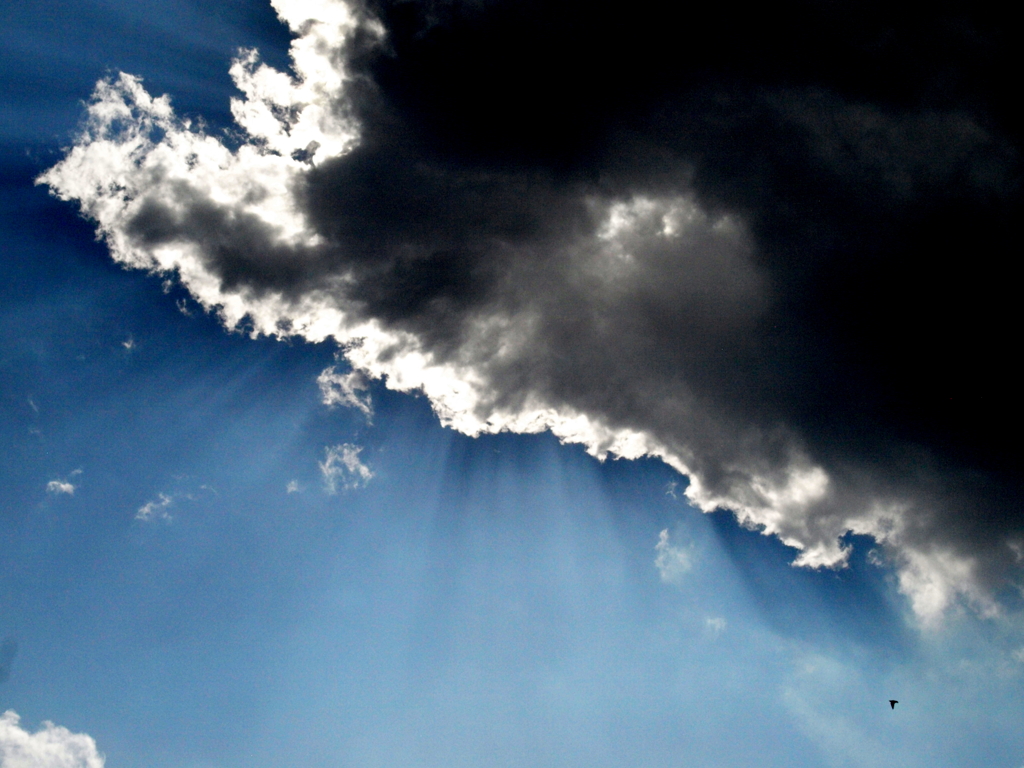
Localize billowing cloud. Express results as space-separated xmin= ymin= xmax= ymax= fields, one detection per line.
xmin=320 ymin=443 xmax=373 ymax=493
xmin=0 ymin=711 xmax=104 ymax=768
xmin=39 ymin=0 xmax=1023 ymax=621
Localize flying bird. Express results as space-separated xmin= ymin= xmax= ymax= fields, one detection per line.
xmin=890 ymin=700 xmax=898 ymax=709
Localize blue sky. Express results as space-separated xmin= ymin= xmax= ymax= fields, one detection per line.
xmin=2 ymin=1 xmax=1024 ymax=766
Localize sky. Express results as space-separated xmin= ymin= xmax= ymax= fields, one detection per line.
xmin=1 ymin=0 xmax=1023 ymax=766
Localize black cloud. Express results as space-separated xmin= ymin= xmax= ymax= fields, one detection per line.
xmin=60 ymin=0 xmax=1023 ymax=608
xmin=326 ymin=0 xmax=1021 ymax=578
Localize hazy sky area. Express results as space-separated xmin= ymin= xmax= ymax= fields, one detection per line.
xmin=2 ymin=1 xmax=1023 ymax=766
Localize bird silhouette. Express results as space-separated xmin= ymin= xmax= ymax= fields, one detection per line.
xmin=889 ymin=700 xmax=898 ymax=709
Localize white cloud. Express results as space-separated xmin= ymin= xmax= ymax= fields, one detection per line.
xmin=286 ymin=480 xmax=301 ymax=493
xmin=317 ymin=365 xmax=372 ymax=419
xmin=45 ymin=481 xmax=75 ymax=496
xmin=0 ymin=710 xmax=104 ymax=768
xmin=319 ymin=444 xmax=373 ymax=493
xmin=654 ymin=529 xmax=692 ymax=584
xmin=136 ymin=493 xmax=172 ymax=521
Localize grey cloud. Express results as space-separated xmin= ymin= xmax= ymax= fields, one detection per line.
xmin=125 ymin=191 xmax=327 ymax=297
xmin=44 ymin=0 xmax=1023 ymax=618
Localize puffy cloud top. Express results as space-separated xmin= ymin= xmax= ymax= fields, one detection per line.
xmin=0 ymin=711 xmax=104 ymax=768
xmin=39 ymin=0 xmax=1023 ymax=622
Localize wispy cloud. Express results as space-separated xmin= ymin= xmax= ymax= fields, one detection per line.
xmin=319 ymin=444 xmax=373 ymax=494
xmin=286 ymin=480 xmax=301 ymax=494
xmin=0 ymin=710 xmax=104 ymax=767
xmin=136 ymin=493 xmax=172 ymax=522
xmin=654 ymin=529 xmax=692 ymax=584
xmin=317 ymin=365 xmax=372 ymax=419
xmin=704 ymin=617 xmax=727 ymax=637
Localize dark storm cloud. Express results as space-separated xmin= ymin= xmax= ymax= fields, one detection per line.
xmin=326 ymin=0 xmax=1021 ymax=571
xmin=43 ymin=0 xmax=1022 ymax=616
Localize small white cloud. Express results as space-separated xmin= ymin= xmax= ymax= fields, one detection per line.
xmin=1011 ymin=647 xmax=1024 ymax=664
xmin=286 ymin=480 xmax=300 ymax=493
xmin=27 ymin=397 xmax=38 ymax=414
xmin=319 ymin=443 xmax=373 ymax=494
xmin=46 ymin=480 xmax=75 ymax=496
xmin=654 ymin=528 xmax=692 ymax=583
xmin=317 ymin=366 xmax=372 ymax=419
xmin=121 ymin=336 xmax=135 ymax=350
xmin=0 ymin=710 xmax=104 ymax=768
xmin=136 ymin=493 xmax=172 ymax=521
xmin=705 ymin=616 xmax=727 ymax=636
xmin=665 ymin=481 xmax=678 ymax=499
